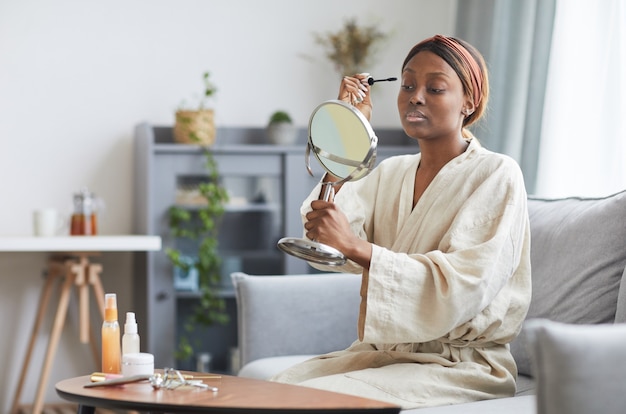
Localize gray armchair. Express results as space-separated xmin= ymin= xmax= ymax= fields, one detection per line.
xmin=231 ymin=272 xmax=361 ymax=378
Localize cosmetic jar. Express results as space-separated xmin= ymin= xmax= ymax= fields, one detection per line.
xmin=121 ymin=352 xmax=154 ymax=377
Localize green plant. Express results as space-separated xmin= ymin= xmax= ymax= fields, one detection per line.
xmin=268 ymin=110 xmax=292 ymax=125
xmin=314 ymin=18 xmax=387 ymax=76
xmin=178 ymin=71 xmax=218 ymax=110
xmin=166 ymin=149 xmax=229 ymax=361
xmin=200 ymin=71 xmax=217 ymax=107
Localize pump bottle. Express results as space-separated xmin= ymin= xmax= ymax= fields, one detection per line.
xmin=122 ymin=312 xmax=140 ymax=355
xmin=102 ymin=293 xmax=121 ymax=373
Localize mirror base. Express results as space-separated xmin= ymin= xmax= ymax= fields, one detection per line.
xmin=277 ymin=237 xmax=347 ymax=266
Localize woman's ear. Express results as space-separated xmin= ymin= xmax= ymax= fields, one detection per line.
xmin=462 ymin=95 xmax=475 ymax=116
xmin=462 ymin=100 xmax=475 ymax=117
xmin=462 ymin=108 xmax=474 ymax=117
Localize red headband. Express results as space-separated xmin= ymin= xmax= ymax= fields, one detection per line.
xmin=421 ymin=35 xmax=483 ymax=108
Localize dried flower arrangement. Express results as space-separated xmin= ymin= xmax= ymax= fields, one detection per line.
xmin=314 ymin=18 xmax=387 ymax=76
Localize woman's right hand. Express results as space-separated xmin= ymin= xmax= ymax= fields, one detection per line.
xmin=305 ymin=199 xmax=373 ymax=270
xmin=338 ymin=73 xmax=372 ymax=121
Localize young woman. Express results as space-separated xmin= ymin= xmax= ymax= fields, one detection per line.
xmin=272 ymin=35 xmax=531 ymax=410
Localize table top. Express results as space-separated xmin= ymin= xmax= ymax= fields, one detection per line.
xmin=56 ymin=373 xmax=400 ymax=414
xmin=0 ymin=235 xmax=161 ymax=252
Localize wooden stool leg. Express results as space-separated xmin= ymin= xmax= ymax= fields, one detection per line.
xmin=10 ymin=271 xmax=59 ymax=414
xmin=72 ymin=256 xmax=90 ymax=344
xmin=32 ymin=269 xmax=76 ymax=414
xmin=90 ymin=263 xmax=105 ymax=320
xmin=88 ymin=263 xmax=105 ymax=368
xmin=88 ymin=323 xmax=100 ymax=370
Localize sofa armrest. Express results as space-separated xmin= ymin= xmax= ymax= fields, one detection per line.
xmin=231 ymin=272 xmax=361 ymax=368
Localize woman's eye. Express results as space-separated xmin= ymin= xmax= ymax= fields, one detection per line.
xmin=429 ymin=87 xmax=445 ymax=93
xmin=401 ymin=84 xmax=414 ymax=91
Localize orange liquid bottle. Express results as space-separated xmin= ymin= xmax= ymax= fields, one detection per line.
xmin=70 ymin=213 xmax=97 ymax=235
xmin=70 ymin=188 xmax=99 ymax=235
xmin=102 ymin=293 xmax=121 ymax=373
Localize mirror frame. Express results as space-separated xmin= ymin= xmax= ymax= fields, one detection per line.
xmin=305 ymin=100 xmax=378 ymax=184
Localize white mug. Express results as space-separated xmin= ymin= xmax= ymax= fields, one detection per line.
xmin=33 ymin=208 xmax=62 ymax=237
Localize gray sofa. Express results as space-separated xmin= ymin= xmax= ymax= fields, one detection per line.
xmin=231 ymin=190 xmax=626 ymax=413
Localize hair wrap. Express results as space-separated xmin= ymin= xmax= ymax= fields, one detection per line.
xmin=419 ymin=34 xmax=483 ymax=108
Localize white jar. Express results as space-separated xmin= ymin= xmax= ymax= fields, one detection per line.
xmin=121 ymin=352 xmax=154 ymax=377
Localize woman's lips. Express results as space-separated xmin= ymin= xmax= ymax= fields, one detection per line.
xmin=405 ymin=110 xmax=426 ymax=122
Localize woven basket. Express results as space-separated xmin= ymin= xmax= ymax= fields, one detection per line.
xmin=174 ymin=109 xmax=216 ymax=146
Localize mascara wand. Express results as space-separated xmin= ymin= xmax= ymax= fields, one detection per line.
xmin=367 ymin=77 xmax=398 ymax=85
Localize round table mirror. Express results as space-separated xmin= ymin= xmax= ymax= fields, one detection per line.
xmin=277 ymin=100 xmax=378 ymax=266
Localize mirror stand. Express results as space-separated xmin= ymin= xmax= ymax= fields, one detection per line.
xmin=277 ymin=181 xmax=347 ymax=266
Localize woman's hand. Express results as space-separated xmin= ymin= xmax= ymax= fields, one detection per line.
xmin=305 ymin=199 xmax=372 ymax=269
xmin=338 ymin=73 xmax=372 ymax=121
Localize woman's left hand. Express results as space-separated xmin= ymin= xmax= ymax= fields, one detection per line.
xmin=338 ymin=73 xmax=372 ymax=121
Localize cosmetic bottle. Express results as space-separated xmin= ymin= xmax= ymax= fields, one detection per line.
xmin=122 ymin=312 xmax=140 ymax=355
xmin=102 ymin=293 xmax=121 ymax=373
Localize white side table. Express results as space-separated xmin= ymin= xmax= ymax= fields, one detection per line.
xmin=1 ymin=236 xmax=161 ymax=414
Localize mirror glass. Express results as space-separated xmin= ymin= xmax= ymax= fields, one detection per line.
xmin=308 ymin=100 xmax=377 ymax=183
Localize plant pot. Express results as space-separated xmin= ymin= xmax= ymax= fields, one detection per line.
xmin=174 ymin=109 xmax=216 ymax=146
xmin=267 ymin=122 xmax=297 ymax=145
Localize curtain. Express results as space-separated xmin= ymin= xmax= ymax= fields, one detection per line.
xmin=535 ymin=0 xmax=626 ymax=197
xmin=455 ymin=0 xmax=556 ymax=194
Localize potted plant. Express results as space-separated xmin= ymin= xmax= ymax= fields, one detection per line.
xmin=314 ymin=18 xmax=387 ymax=76
xmin=267 ymin=110 xmax=297 ymax=145
xmin=166 ymin=151 xmax=230 ymax=362
xmin=168 ymin=74 xmax=230 ymax=361
xmin=174 ymin=71 xmax=218 ymax=146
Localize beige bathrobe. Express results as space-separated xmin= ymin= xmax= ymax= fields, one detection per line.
xmin=272 ymin=139 xmax=532 ymax=409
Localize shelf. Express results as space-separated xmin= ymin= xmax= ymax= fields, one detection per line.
xmin=0 ymin=235 xmax=161 ymax=252
xmin=218 ymin=249 xmax=281 ymax=257
xmin=175 ymin=288 xmax=236 ymax=299
xmin=173 ymin=202 xmax=280 ymax=213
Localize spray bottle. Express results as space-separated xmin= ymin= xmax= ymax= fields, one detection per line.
xmin=102 ymin=293 xmax=121 ymax=373
xmin=122 ymin=312 xmax=140 ymax=355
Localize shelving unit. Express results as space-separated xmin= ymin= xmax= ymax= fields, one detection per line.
xmin=132 ymin=122 xmax=414 ymax=372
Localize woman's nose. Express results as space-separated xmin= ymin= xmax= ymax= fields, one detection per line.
xmin=409 ymin=88 xmax=424 ymax=105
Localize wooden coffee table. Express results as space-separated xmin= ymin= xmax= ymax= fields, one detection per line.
xmin=56 ymin=372 xmax=401 ymax=413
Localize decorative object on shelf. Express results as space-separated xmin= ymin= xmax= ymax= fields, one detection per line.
xmin=266 ymin=110 xmax=297 ymax=145
xmin=174 ymin=71 xmax=218 ymax=146
xmin=70 ymin=187 xmax=104 ymax=236
xmin=172 ymin=255 xmax=199 ymax=291
xmin=313 ymin=17 xmax=388 ymax=76
xmin=166 ymin=148 xmax=230 ymax=361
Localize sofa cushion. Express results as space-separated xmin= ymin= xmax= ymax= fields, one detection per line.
xmin=525 ymin=319 xmax=626 ymax=414
xmin=514 ymin=374 xmax=535 ymax=396
xmin=238 ymin=355 xmax=316 ymax=380
xmin=510 ymin=190 xmax=626 ymax=376
xmin=400 ymin=395 xmax=536 ymax=414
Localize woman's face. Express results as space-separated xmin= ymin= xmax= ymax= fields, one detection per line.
xmin=397 ymin=50 xmax=470 ymax=141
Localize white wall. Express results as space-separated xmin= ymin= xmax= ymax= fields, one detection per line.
xmin=0 ymin=0 xmax=456 ymax=409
